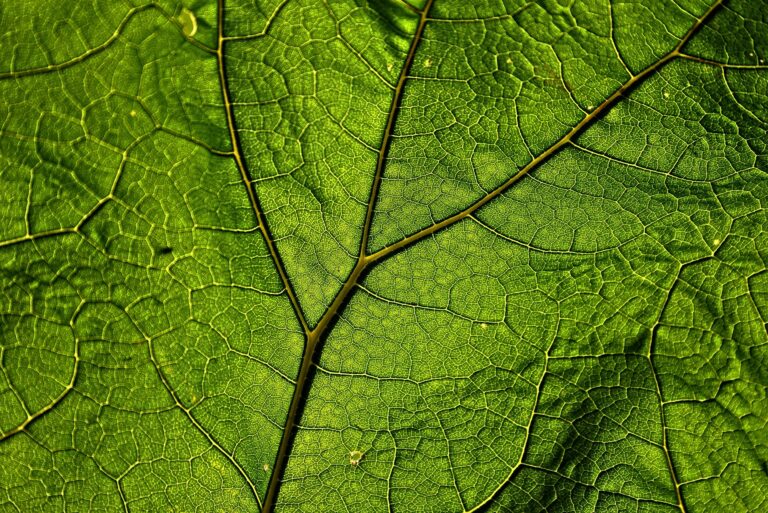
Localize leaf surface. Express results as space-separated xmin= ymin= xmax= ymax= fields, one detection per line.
xmin=0 ymin=0 xmax=767 ymax=512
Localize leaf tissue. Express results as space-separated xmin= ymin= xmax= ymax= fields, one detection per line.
xmin=0 ymin=0 xmax=766 ymax=511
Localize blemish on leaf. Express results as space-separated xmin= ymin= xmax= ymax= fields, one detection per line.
xmin=349 ymin=450 xmax=364 ymax=466
xmin=129 ymin=110 xmax=137 ymax=117
xmin=480 ymin=323 xmax=488 ymax=330
xmin=263 ymin=464 xmax=270 ymax=472
xmin=178 ymin=8 xmax=198 ymax=37
xmin=387 ymin=63 xmax=393 ymax=72
xmin=424 ymin=58 xmax=432 ymax=68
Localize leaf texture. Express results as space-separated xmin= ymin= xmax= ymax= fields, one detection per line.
xmin=0 ymin=0 xmax=766 ymax=512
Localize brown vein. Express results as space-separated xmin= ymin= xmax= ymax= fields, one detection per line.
xmin=261 ymin=1 xmax=434 ymax=510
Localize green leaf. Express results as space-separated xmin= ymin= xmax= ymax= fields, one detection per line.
xmin=1 ymin=0 xmax=766 ymax=512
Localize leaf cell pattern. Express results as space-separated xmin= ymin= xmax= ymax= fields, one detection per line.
xmin=0 ymin=0 xmax=766 ymax=512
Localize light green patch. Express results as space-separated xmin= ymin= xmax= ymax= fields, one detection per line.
xmin=178 ymin=7 xmax=198 ymax=37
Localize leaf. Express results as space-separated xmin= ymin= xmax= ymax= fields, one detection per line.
xmin=0 ymin=0 xmax=766 ymax=512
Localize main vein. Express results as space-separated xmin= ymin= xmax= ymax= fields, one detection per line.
xmin=261 ymin=1 xmax=435 ymax=510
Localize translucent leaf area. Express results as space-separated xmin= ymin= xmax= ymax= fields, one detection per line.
xmin=1 ymin=0 xmax=766 ymax=512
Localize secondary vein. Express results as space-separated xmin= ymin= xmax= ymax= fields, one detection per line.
xmin=366 ymin=0 xmax=725 ymax=266
xmin=216 ymin=0 xmax=310 ymax=336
